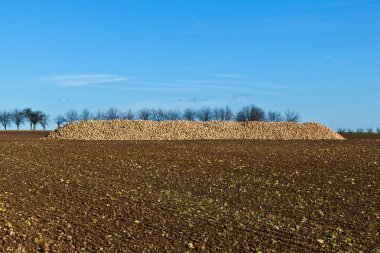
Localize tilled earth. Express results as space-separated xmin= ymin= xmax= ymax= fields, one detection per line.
xmin=0 ymin=132 xmax=379 ymax=252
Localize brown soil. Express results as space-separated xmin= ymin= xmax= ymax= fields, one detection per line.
xmin=46 ymin=120 xmax=345 ymax=140
xmin=341 ymin=133 xmax=380 ymax=140
xmin=0 ymin=131 xmax=379 ymax=252
xmin=0 ymin=131 xmax=50 ymax=141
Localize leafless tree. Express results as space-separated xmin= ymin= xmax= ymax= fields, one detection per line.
xmin=65 ymin=110 xmax=78 ymax=124
xmin=12 ymin=109 xmax=25 ymax=130
xmin=165 ymin=109 xmax=181 ymax=120
xmin=39 ymin=113 xmax=49 ymax=130
xmin=54 ymin=115 xmax=66 ymax=128
xmin=182 ymin=108 xmax=196 ymax=121
xmin=267 ymin=110 xmax=283 ymax=122
xmin=377 ymin=127 xmax=380 ymax=134
xmin=93 ymin=110 xmax=105 ymax=120
xmin=213 ymin=107 xmax=224 ymax=121
xmin=23 ymin=110 xmax=43 ymax=130
xmin=235 ymin=105 xmax=266 ymax=122
xmin=23 ymin=108 xmax=34 ymax=130
xmin=138 ymin=108 xmax=152 ymax=120
xmin=213 ymin=106 xmax=233 ymax=121
xmin=235 ymin=106 xmax=250 ymax=122
xmin=105 ymin=107 xmax=121 ymax=120
xmin=80 ymin=109 xmax=92 ymax=121
xmin=121 ymin=109 xmax=134 ymax=120
xmin=224 ymin=106 xmax=233 ymax=121
xmin=366 ymin=127 xmax=373 ymax=134
xmin=356 ymin=127 xmax=364 ymax=133
xmin=197 ymin=107 xmax=213 ymax=122
xmin=337 ymin=128 xmax=346 ymax=134
xmin=22 ymin=108 xmax=44 ymax=130
xmin=284 ymin=110 xmax=300 ymax=122
xmin=0 ymin=110 xmax=12 ymax=130
xmin=249 ymin=105 xmax=266 ymax=121
xmin=152 ymin=108 xmax=166 ymax=121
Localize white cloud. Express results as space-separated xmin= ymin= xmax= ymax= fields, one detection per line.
xmin=59 ymin=97 xmax=69 ymax=103
xmin=51 ymin=74 xmax=127 ymax=87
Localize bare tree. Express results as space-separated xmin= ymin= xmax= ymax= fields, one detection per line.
xmin=65 ymin=110 xmax=78 ymax=124
xmin=337 ymin=128 xmax=346 ymax=134
xmin=197 ymin=107 xmax=213 ymax=122
xmin=356 ymin=127 xmax=364 ymax=133
xmin=152 ymin=108 xmax=166 ymax=121
xmin=182 ymin=108 xmax=196 ymax=121
xmin=249 ymin=105 xmax=266 ymax=121
xmin=213 ymin=106 xmax=233 ymax=121
xmin=121 ymin=109 xmax=134 ymax=120
xmin=366 ymin=127 xmax=373 ymax=134
xmin=93 ymin=110 xmax=105 ymax=120
xmin=23 ymin=108 xmax=34 ymax=130
xmin=28 ymin=110 xmax=43 ymax=130
xmin=12 ymin=109 xmax=25 ymax=130
xmin=54 ymin=115 xmax=66 ymax=128
xmin=0 ymin=110 xmax=12 ymax=130
xmin=165 ymin=109 xmax=181 ymax=120
xmin=213 ymin=107 xmax=224 ymax=121
xmin=105 ymin=107 xmax=121 ymax=120
xmin=377 ymin=127 xmax=380 ymax=134
xmin=284 ymin=110 xmax=300 ymax=122
xmin=80 ymin=109 xmax=92 ymax=121
xmin=235 ymin=105 xmax=266 ymax=122
xmin=39 ymin=113 xmax=49 ymax=130
xmin=235 ymin=106 xmax=250 ymax=122
xmin=138 ymin=108 xmax=152 ymax=120
xmin=267 ymin=110 xmax=283 ymax=122
xmin=224 ymin=106 xmax=233 ymax=121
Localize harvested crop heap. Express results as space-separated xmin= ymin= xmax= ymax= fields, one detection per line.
xmin=46 ymin=120 xmax=345 ymax=140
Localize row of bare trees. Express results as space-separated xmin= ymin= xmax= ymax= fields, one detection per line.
xmin=53 ymin=105 xmax=300 ymax=128
xmin=0 ymin=108 xmax=49 ymax=130
xmin=0 ymin=105 xmax=301 ymax=130
xmin=337 ymin=127 xmax=380 ymax=134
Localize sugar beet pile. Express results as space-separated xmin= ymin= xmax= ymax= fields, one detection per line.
xmin=46 ymin=120 xmax=345 ymax=140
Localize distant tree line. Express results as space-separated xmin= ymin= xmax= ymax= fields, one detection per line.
xmin=337 ymin=127 xmax=380 ymax=134
xmin=52 ymin=105 xmax=301 ymax=128
xmin=0 ymin=105 xmax=301 ymax=130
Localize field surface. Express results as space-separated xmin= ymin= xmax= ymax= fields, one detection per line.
xmin=0 ymin=131 xmax=379 ymax=252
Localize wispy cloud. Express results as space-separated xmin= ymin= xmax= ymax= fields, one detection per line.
xmin=177 ymin=97 xmax=208 ymax=103
xmin=255 ymin=81 xmax=303 ymax=90
xmin=232 ymin=93 xmax=250 ymax=100
xmin=50 ymin=74 xmax=128 ymax=87
xmin=100 ymin=78 xmax=300 ymax=96
xmin=204 ymin=73 xmax=247 ymax=78
xmin=323 ymin=55 xmax=349 ymax=64
xmin=58 ymin=97 xmax=70 ymax=103
xmin=251 ymin=91 xmax=285 ymax=96
xmin=299 ymin=0 xmax=380 ymax=10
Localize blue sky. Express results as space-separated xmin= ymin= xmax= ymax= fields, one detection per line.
xmin=0 ymin=0 xmax=379 ymax=130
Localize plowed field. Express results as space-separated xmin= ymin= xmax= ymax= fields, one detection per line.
xmin=0 ymin=132 xmax=379 ymax=252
